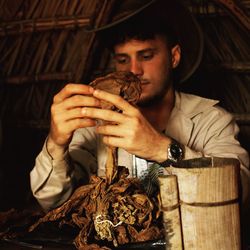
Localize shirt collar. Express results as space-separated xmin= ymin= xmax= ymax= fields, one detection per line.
xmin=174 ymin=91 xmax=219 ymax=118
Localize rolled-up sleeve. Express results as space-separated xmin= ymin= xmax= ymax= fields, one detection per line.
xmin=30 ymin=138 xmax=76 ymax=211
xmin=30 ymin=127 xmax=98 ymax=211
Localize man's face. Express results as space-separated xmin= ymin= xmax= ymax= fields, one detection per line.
xmin=113 ymin=35 xmax=175 ymax=106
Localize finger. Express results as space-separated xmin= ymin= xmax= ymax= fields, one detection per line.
xmin=54 ymin=107 xmax=90 ymax=122
xmin=61 ymin=118 xmax=97 ymax=132
xmin=96 ymin=124 xmax=122 ymax=137
xmin=62 ymin=95 xmax=101 ymax=110
xmin=102 ymin=136 xmax=128 ymax=148
xmin=52 ymin=103 xmax=98 ymax=123
xmin=82 ymin=107 xmax=126 ymax=123
xmin=51 ymin=117 xmax=97 ymax=145
xmin=93 ymin=89 xmax=137 ymax=115
xmin=54 ymin=84 xmax=94 ymax=103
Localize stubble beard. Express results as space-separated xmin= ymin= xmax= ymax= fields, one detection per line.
xmin=138 ymin=73 xmax=173 ymax=108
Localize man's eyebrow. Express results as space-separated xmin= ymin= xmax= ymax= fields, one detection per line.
xmin=113 ymin=53 xmax=128 ymax=57
xmin=114 ymin=48 xmax=157 ymax=57
xmin=138 ymin=48 xmax=157 ymax=54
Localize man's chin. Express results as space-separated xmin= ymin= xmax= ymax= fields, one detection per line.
xmin=138 ymin=94 xmax=163 ymax=107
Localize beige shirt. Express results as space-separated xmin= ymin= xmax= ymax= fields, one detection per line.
xmin=30 ymin=92 xmax=250 ymax=211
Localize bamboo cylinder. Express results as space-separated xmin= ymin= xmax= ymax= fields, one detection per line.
xmin=159 ymin=175 xmax=183 ymax=249
xmin=170 ymin=157 xmax=241 ymax=250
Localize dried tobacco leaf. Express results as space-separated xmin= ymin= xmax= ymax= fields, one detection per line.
xmin=29 ymin=171 xmax=164 ymax=249
xmin=89 ymin=71 xmax=142 ymax=110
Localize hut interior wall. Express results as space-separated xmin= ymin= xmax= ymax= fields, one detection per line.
xmin=0 ymin=0 xmax=249 ymax=221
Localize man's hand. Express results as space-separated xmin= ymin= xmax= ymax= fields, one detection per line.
xmin=82 ymin=89 xmax=170 ymax=163
xmin=47 ymin=84 xmax=101 ymax=159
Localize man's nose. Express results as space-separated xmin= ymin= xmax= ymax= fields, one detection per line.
xmin=130 ymin=60 xmax=143 ymax=76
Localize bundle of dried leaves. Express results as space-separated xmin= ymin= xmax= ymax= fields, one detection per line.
xmin=29 ymin=166 xmax=164 ymax=249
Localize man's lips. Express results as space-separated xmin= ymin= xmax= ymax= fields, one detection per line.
xmin=139 ymin=79 xmax=150 ymax=85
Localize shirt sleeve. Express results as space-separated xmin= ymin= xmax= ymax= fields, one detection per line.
xmin=30 ymin=138 xmax=75 ymax=211
xmin=30 ymin=127 xmax=98 ymax=211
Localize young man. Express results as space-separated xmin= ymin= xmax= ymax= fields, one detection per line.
xmin=30 ymin=0 xmax=250 ymax=212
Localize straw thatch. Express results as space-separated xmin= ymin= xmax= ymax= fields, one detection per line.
xmin=0 ymin=0 xmax=117 ymax=128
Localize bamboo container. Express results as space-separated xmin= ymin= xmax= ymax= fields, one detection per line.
xmin=159 ymin=175 xmax=183 ymax=249
xmin=170 ymin=157 xmax=241 ymax=250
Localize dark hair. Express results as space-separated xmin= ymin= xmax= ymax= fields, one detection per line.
xmin=99 ymin=13 xmax=178 ymax=52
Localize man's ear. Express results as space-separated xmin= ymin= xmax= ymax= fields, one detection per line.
xmin=171 ymin=44 xmax=181 ymax=69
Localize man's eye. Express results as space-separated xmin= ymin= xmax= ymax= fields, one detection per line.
xmin=115 ymin=56 xmax=129 ymax=65
xmin=141 ymin=52 xmax=154 ymax=60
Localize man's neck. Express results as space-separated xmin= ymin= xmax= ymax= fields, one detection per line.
xmin=139 ymin=88 xmax=175 ymax=132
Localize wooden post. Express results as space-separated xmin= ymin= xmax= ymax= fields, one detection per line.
xmin=159 ymin=175 xmax=183 ymax=249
